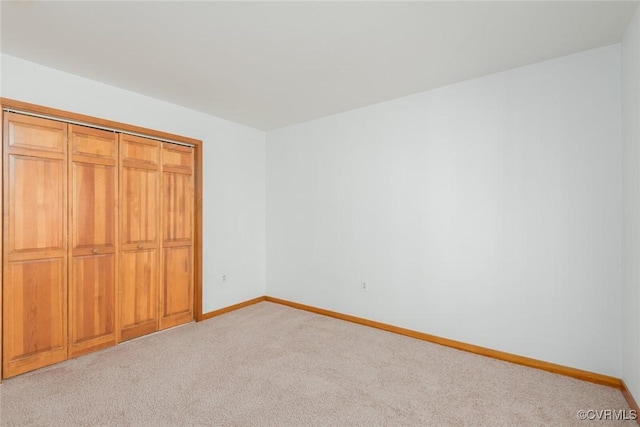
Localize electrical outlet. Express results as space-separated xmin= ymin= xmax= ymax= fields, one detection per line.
xmin=361 ymin=281 xmax=368 ymax=292
xmin=222 ymin=274 xmax=228 ymax=285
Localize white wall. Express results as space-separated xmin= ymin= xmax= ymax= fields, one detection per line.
xmin=0 ymin=54 xmax=267 ymax=313
xmin=266 ymin=46 xmax=622 ymax=376
xmin=622 ymin=6 xmax=640 ymax=402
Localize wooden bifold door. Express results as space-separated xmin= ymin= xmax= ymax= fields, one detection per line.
xmin=2 ymin=110 xmax=196 ymax=378
xmin=2 ymin=114 xmax=68 ymax=377
xmin=69 ymin=125 xmax=118 ymax=358
xmin=119 ymin=134 xmax=160 ymax=341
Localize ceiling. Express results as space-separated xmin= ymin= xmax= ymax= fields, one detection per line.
xmin=1 ymin=1 xmax=638 ymax=131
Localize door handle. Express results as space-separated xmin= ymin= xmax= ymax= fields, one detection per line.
xmin=92 ymin=248 xmax=99 ymax=255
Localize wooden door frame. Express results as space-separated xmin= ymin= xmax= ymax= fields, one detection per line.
xmin=0 ymin=98 xmax=204 ymax=381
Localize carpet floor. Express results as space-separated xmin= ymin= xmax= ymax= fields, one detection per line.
xmin=0 ymin=301 xmax=634 ymax=426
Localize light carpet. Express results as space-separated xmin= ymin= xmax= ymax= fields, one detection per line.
xmin=0 ymin=301 xmax=634 ymax=426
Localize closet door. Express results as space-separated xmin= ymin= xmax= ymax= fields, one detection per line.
xmin=119 ymin=134 xmax=160 ymax=341
xmin=2 ymin=113 xmax=68 ymax=378
xmin=68 ymin=125 xmax=118 ymax=357
xmin=159 ymin=143 xmax=194 ymax=330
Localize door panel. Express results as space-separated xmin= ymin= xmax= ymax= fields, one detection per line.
xmin=119 ymin=134 xmax=159 ymax=341
xmin=119 ymin=249 xmax=158 ymax=341
xmin=162 ymin=146 xmax=192 ymax=170
xmin=72 ymin=162 xmax=117 ymax=249
xmin=3 ymin=113 xmax=67 ymax=379
xmin=3 ymin=259 xmax=67 ymax=377
xmin=6 ymin=114 xmax=66 ymax=153
xmin=163 ymin=172 xmax=192 ymax=243
xmin=121 ymin=168 xmax=158 ymax=246
xmin=68 ymin=124 xmax=118 ymax=357
xmin=71 ymin=129 xmax=117 ymax=160
xmin=160 ymin=246 xmax=192 ymax=329
xmin=160 ymin=144 xmax=194 ymax=330
xmin=8 ymin=156 xmax=65 ymax=254
xmin=69 ymin=255 xmax=115 ymax=356
xmin=121 ymin=139 xmax=159 ymax=165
